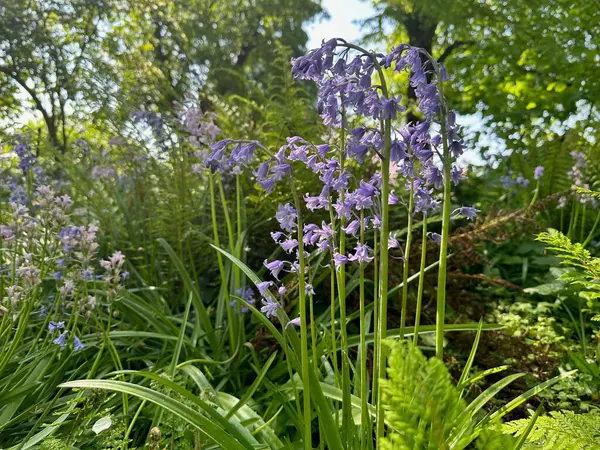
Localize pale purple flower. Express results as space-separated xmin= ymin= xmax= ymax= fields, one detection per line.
xmin=264 ymin=260 xmax=285 ymax=280
xmin=333 ymin=253 xmax=348 ymax=269
xmin=53 ymin=331 xmax=68 ymax=348
xmin=261 ymin=298 xmax=281 ymax=318
xmin=534 ymin=166 xmax=544 ymax=180
xmin=48 ymin=321 xmax=65 ymax=333
xmin=257 ymin=281 xmax=273 ymax=297
xmin=281 ymin=238 xmax=298 ymax=253
xmin=342 ymin=219 xmax=361 ymax=237
xmin=348 ymin=244 xmax=373 ymax=263
xmin=73 ymin=336 xmax=84 ymax=351
xmin=388 ymin=234 xmax=400 ymax=249
xmin=457 ymin=206 xmax=480 ymax=220
xmin=287 ymin=317 xmax=301 ymax=327
xmin=275 ymin=204 xmax=297 ymax=232
xmin=278 ymin=286 xmax=287 ymax=296
xmin=428 ymin=232 xmax=442 ymax=244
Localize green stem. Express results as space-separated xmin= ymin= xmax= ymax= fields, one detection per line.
xmin=583 ymin=208 xmax=600 ymax=247
xmin=210 ymin=175 xmax=236 ymax=353
xmin=435 ymin=102 xmax=452 ymax=360
xmin=399 ymin=181 xmax=414 ymax=341
xmin=290 ymin=180 xmax=312 ymax=450
xmin=359 ymin=211 xmax=369 ymax=448
xmin=336 ymin=107 xmax=353 ymax=443
xmin=413 ymin=216 xmax=427 ymax=348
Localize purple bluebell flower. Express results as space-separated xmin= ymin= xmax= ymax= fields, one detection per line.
xmin=287 ymin=317 xmax=301 ymax=327
xmin=342 ymin=219 xmax=361 ymax=237
xmin=257 ymin=281 xmax=273 ymax=297
xmin=534 ymin=166 xmax=544 ymax=180
xmin=457 ymin=206 xmax=480 ymax=221
xmin=270 ymin=231 xmax=284 ymax=242
xmin=451 ymin=166 xmax=466 ymax=185
xmin=428 ymin=232 xmax=442 ymax=244
xmin=281 ymin=238 xmax=299 ymax=253
xmin=348 ymin=244 xmax=373 ymax=263
xmin=388 ymin=234 xmax=400 ymax=249
xmin=261 ymin=298 xmax=281 ymax=318
xmin=264 ymin=260 xmax=285 ymax=280
xmin=254 ymin=162 xmax=270 ymax=180
xmin=333 ymin=253 xmax=348 ymax=269
xmin=305 ymin=193 xmax=328 ymax=211
xmin=48 ymin=321 xmax=65 ymax=333
xmin=73 ymin=336 xmax=84 ymax=351
xmin=275 ymin=204 xmax=297 ymax=232
xmin=233 ymin=288 xmax=255 ymax=313
xmin=278 ymin=285 xmax=287 ymax=296
xmin=51 ymin=271 xmax=62 ymax=280
xmin=53 ymin=331 xmax=68 ymax=348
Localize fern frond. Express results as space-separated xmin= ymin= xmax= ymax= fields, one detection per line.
xmin=504 ymin=410 xmax=600 ymax=450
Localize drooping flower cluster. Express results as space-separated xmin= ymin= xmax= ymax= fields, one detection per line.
xmin=196 ymin=38 xmax=476 ymax=321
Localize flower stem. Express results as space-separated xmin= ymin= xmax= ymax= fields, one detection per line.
xmin=359 ymin=210 xmax=369 ymax=448
xmin=435 ymin=107 xmax=452 ymax=360
xmin=413 ymin=216 xmax=427 ymax=348
xmin=399 ymin=180 xmax=414 ymax=341
xmin=290 ymin=180 xmax=312 ymax=450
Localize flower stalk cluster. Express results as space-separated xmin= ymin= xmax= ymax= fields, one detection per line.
xmin=195 ymin=37 xmax=476 ymax=447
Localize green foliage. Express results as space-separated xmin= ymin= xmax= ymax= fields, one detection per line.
xmin=536 ymin=230 xmax=600 ymax=294
xmin=504 ymin=410 xmax=600 ymax=449
xmin=380 ymin=342 xmax=470 ymax=449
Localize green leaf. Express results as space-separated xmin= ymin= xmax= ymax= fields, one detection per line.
xmin=59 ymin=379 xmax=254 ymax=450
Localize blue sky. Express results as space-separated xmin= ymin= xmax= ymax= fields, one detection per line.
xmin=306 ymin=0 xmax=375 ymax=49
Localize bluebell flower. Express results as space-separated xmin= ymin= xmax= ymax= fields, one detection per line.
xmin=257 ymin=281 xmax=273 ymax=297
xmin=281 ymin=238 xmax=299 ymax=253
xmin=48 ymin=321 xmax=65 ymax=333
xmin=348 ymin=244 xmax=373 ymax=263
xmin=260 ymin=298 xmax=281 ymax=318
xmin=73 ymin=336 xmax=84 ymax=351
xmin=287 ymin=317 xmax=301 ymax=327
xmin=53 ymin=331 xmax=68 ymax=348
xmin=428 ymin=232 xmax=442 ymax=244
xmin=264 ymin=260 xmax=285 ymax=280
xmin=534 ymin=166 xmax=544 ymax=180
xmin=275 ymin=204 xmax=297 ymax=232
xmin=457 ymin=206 xmax=480 ymax=221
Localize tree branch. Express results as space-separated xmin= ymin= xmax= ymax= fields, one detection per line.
xmin=438 ymin=40 xmax=474 ymax=63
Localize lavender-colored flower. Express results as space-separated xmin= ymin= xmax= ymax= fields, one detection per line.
xmin=275 ymin=204 xmax=297 ymax=233
xmin=342 ymin=219 xmax=361 ymax=237
xmin=280 ymin=238 xmax=298 ymax=253
xmin=278 ymin=286 xmax=287 ymax=296
xmin=333 ymin=252 xmax=349 ymax=269
xmin=534 ymin=166 xmax=544 ymax=180
xmin=428 ymin=232 xmax=442 ymax=244
xmin=264 ymin=260 xmax=285 ymax=280
xmin=73 ymin=336 xmax=84 ymax=351
xmin=287 ymin=317 xmax=301 ymax=327
xmin=233 ymin=288 xmax=255 ymax=313
xmin=53 ymin=331 xmax=68 ymax=348
xmin=257 ymin=281 xmax=273 ymax=297
xmin=388 ymin=234 xmax=400 ymax=249
xmin=451 ymin=166 xmax=466 ymax=185
xmin=306 ymin=283 xmax=315 ymax=296
xmin=260 ymin=298 xmax=281 ymax=318
xmin=457 ymin=206 xmax=480 ymax=221
xmin=348 ymin=244 xmax=373 ymax=263
xmin=48 ymin=321 xmax=65 ymax=333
